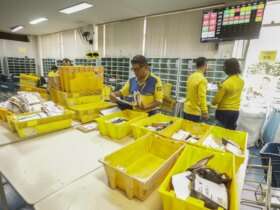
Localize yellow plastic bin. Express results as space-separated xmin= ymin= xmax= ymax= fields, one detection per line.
xmin=0 ymin=108 xmax=13 ymax=122
xmin=8 ymin=110 xmax=74 ymax=139
xmin=19 ymin=74 xmax=39 ymax=87
xmin=69 ymin=101 xmax=115 ymax=123
xmin=65 ymin=95 xmax=103 ymax=107
xmin=198 ymin=126 xmax=247 ymax=170
xmin=131 ymin=113 xmax=181 ymax=139
xmin=161 ymin=119 xmax=212 ymax=143
xmin=100 ymin=133 xmax=185 ymax=200
xmin=159 ymin=144 xmax=238 ymax=210
xmin=96 ymin=110 xmax=148 ymax=140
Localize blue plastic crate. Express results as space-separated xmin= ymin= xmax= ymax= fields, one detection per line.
xmin=260 ymin=143 xmax=280 ymax=187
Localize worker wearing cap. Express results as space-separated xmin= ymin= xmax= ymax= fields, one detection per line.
xmin=110 ymin=55 xmax=163 ymax=116
xmin=183 ymin=57 xmax=209 ymax=122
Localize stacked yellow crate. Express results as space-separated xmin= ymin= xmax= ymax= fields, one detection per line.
xmin=49 ymin=66 xmax=115 ymax=123
xmin=19 ymin=74 xmax=49 ymax=100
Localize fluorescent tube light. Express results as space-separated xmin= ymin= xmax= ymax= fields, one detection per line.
xmin=29 ymin=17 xmax=48 ymax=25
xmin=59 ymin=2 xmax=93 ymax=14
xmin=11 ymin=25 xmax=24 ymax=32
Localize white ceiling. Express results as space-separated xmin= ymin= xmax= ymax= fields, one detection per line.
xmin=0 ymin=0 xmax=230 ymax=35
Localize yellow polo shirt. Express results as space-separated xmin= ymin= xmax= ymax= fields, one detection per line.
xmin=120 ymin=73 xmax=163 ymax=111
xmin=184 ymin=71 xmax=208 ymax=116
xmin=212 ymin=75 xmax=244 ymax=111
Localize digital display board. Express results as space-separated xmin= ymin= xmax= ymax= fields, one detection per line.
xmin=201 ymin=0 xmax=266 ymax=42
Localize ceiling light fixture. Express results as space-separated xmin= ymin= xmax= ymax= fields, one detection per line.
xmin=59 ymin=2 xmax=93 ymax=14
xmin=29 ymin=17 xmax=48 ymax=25
xmin=11 ymin=25 xmax=24 ymax=32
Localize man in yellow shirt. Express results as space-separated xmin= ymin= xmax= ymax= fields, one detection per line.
xmin=183 ymin=57 xmax=209 ymax=122
xmin=110 ymin=55 xmax=163 ymax=116
xmin=212 ymin=58 xmax=244 ymax=130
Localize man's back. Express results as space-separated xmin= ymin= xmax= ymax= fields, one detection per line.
xmin=184 ymin=71 xmax=208 ymax=116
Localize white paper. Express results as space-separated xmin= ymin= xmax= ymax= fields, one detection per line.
xmin=271 ymin=188 xmax=280 ymax=206
xmin=194 ymin=174 xmax=228 ymax=209
xmin=188 ymin=138 xmax=199 ymax=144
xmin=115 ymin=97 xmax=134 ymax=106
xmin=172 ymin=171 xmax=192 ymax=200
xmin=146 ymin=126 xmax=158 ymax=131
xmin=225 ymin=142 xmax=242 ymax=156
xmin=203 ymin=135 xmax=225 ymax=151
xmin=100 ymin=107 xmax=121 ymax=116
xmin=171 ymin=129 xmax=191 ymax=141
xmin=83 ymin=123 xmax=98 ymax=130
xmin=207 ymin=83 xmax=218 ymax=91
xmin=107 ymin=117 xmax=127 ymax=124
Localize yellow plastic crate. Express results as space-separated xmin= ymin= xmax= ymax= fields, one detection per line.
xmin=8 ymin=110 xmax=74 ymax=139
xmin=161 ymin=96 xmax=177 ymax=113
xmin=103 ymin=85 xmax=112 ymax=101
xmin=49 ymin=89 xmax=102 ymax=107
xmin=65 ymin=95 xmax=103 ymax=107
xmin=131 ymin=113 xmax=181 ymax=139
xmin=96 ymin=110 xmax=148 ymax=140
xmin=100 ymin=133 xmax=185 ymax=200
xmin=59 ymin=66 xmax=104 ymax=93
xmin=49 ymin=88 xmax=59 ymax=104
xmin=198 ymin=126 xmax=247 ymax=170
xmin=69 ymin=102 xmax=115 ymax=123
xmin=159 ymin=144 xmax=238 ymax=210
xmin=19 ymin=74 xmax=39 ymax=87
xmin=0 ymin=108 xmax=13 ymax=122
xmin=161 ymin=119 xmax=212 ymax=143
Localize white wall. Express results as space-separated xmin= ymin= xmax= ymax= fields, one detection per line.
xmin=37 ymin=26 xmax=94 ymax=75
xmin=0 ymin=36 xmax=38 ymax=58
xmin=38 ymin=27 xmax=93 ymax=60
xmin=0 ymin=36 xmax=40 ymax=74
xmin=104 ymin=18 xmax=144 ymax=57
xmin=101 ymin=10 xmax=236 ymax=59
xmin=35 ymin=10 xmax=238 ymax=61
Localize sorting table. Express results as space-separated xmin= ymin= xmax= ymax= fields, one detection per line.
xmin=0 ymin=124 xmax=249 ymax=210
xmin=0 ymin=126 xmax=130 ymax=204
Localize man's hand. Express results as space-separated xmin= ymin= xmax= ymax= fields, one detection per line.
xmin=202 ymin=113 xmax=209 ymax=120
xmin=136 ymin=102 xmax=146 ymax=111
xmin=110 ymin=92 xmax=118 ymax=103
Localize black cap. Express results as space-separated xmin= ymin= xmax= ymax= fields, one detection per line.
xmin=131 ymin=55 xmax=148 ymax=66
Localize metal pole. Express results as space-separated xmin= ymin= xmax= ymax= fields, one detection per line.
xmin=0 ymin=172 xmax=9 ymax=210
xmin=266 ymin=158 xmax=272 ymax=210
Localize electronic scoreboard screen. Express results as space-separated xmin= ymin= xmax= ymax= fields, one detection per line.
xmin=201 ymin=0 xmax=266 ymax=42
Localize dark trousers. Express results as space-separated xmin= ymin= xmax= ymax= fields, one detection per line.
xmin=183 ymin=112 xmax=201 ymax=123
xmin=215 ymin=110 xmax=239 ymax=130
